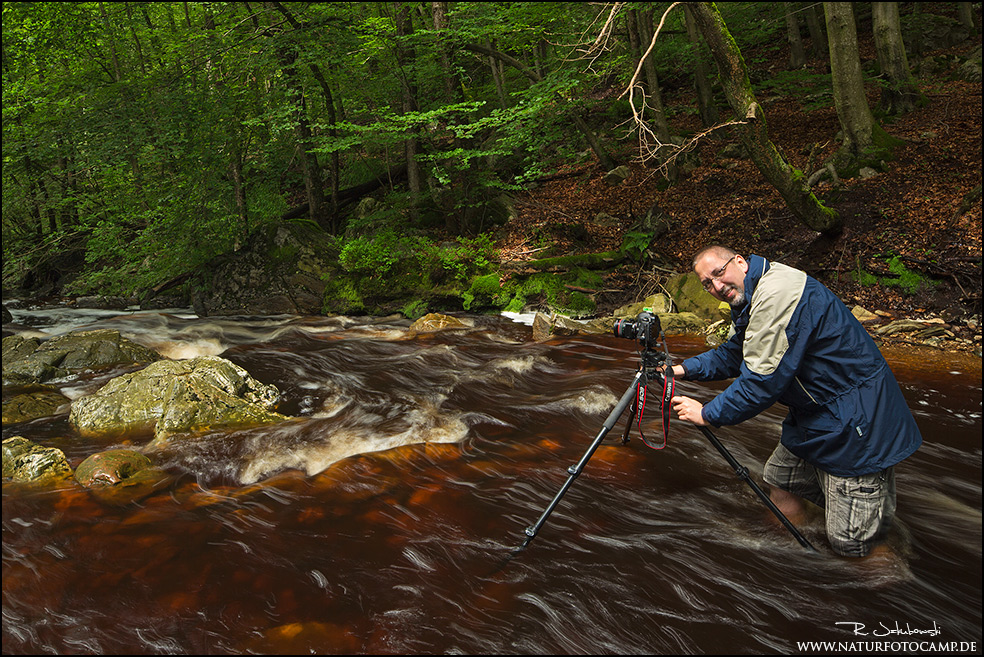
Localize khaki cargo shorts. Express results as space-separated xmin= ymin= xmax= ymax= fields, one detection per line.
xmin=763 ymin=442 xmax=897 ymax=557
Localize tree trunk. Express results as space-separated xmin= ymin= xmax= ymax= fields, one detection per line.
xmin=461 ymin=42 xmax=617 ymax=171
xmin=270 ymin=1 xmax=341 ymax=227
xmin=395 ymin=3 xmax=421 ymax=219
xmin=784 ymin=3 xmax=807 ymax=68
xmin=683 ymin=5 xmax=719 ymax=128
xmin=872 ymin=2 xmax=923 ymax=115
xmin=824 ymin=2 xmax=876 ymax=156
xmin=628 ymin=8 xmax=675 ymax=179
xmin=689 ymin=3 xmax=841 ymax=236
xmin=634 ymin=9 xmax=672 ymax=144
xmin=802 ymin=2 xmax=828 ymax=60
xmin=957 ymin=3 xmax=978 ymax=32
xmin=486 ymin=39 xmax=508 ymax=109
xmin=431 ymin=2 xmax=456 ymax=104
xmin=229 ymin=144 xmax=248 ymax=237
xmin=278 ymin=46 xmax=328 ymax=230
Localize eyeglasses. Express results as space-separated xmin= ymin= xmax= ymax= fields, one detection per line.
xmin=701 ymin=255 xmax=736 ymax=291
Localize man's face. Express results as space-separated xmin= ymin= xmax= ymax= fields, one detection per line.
xmin=694 ymin=251 xmax=749 ymax=306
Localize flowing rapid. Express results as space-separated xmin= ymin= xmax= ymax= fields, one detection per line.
xmin=2 ymin=306 xmax=981 ymax=654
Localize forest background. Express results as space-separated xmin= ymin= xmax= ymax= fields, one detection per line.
xmin=2 ymin=2 xmax=981 ymax=347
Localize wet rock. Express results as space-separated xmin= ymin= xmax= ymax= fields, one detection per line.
xmin=2 ymin=335 xmax=42 ymax=370
xmin=87 ymin=467 xmax=171 ymax=506
xmin=2 ymin=388 xmax=71 ymax=424
xmin=532 ymin=312 xmax=552 ymax=341
xmin=74 ymin=449 xmax=153 ymax=487
xmin=851 ymin=305 xmax=881 ymax=323
xmin=658 ymin=312 xmax=706 ymax=335
xmin=408 ymin=313 xmax=472 ymax=336
xmin=2 ymin=436 xmax=73 ymax=484
xmin=69 ymin=356 xmax=288 ymax=445
xmin=553 ymin=314 xmax=605 ymax=336
xmin=664 ymin=272 xmax=722 ymax=322
xmin=2 ymin=305 xmax=12 ymax=324
xmin=874 ymin=319 xmax=929 ymax=335
xmin=243 ymin=621 xmax=362 ymax=654
xmin=613 ymin=293 xmax=674 ymax=318
xmin=2 ymin=329 xmax=161 ymax=386
xmin=72 ymin=295 xmax=129 ymax=310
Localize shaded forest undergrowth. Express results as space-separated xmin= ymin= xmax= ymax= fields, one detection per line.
xmin=496 ymin=30 xmax=981 ymax=349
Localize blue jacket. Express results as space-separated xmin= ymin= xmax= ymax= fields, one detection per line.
xmin=680 ymin=255 xmax=921 ymax=476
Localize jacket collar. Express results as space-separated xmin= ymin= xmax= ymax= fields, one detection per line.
xmin=731 ymin=254 xmax=769 ymax=325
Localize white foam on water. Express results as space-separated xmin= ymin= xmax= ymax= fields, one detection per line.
xmin=501 ymin=311 xmax=537 ymax=326
xmin=149 ymin=338 xmax=227 ymax=360
xmin=238 ymin=404 xmax=469 ymax=484
xmin=548 ymin=387 xmax=619 ymax=415
xmin=488 ymin=355 xmax=542 ymax=375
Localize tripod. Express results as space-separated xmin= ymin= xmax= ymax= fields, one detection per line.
xmin=519 ymin=345 xmax=816 ymax=553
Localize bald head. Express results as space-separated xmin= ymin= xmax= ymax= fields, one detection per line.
xmin=691 ymin=245 xmax=738 ymax=270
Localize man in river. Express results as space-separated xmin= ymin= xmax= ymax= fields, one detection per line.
xmin=666 ymin=245 xmax=922 ymax=558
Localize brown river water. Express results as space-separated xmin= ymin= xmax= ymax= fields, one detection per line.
xmin=2 ymin=307 xmax=981 ymax=654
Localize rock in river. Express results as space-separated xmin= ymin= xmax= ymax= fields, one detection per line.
xmin=2 ymin=329 xmax=161 ymax=386
xmin=74 ymin=448 xmax=154 ymax=487
xmin=2 ymin=436 xmax=73 ymax=485
xmin=69 ymin=355 xmax=290 ymax=446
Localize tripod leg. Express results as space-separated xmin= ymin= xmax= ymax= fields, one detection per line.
xmin=696 ymin=425 xmax=817 ymax=552
xmin=521 ymin=370 xmax=644 ymax=548
xmin=621 ymin=393 xmax=639 ymax=445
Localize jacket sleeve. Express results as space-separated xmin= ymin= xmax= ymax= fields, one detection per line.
xmin=680 ymin=326 xmax=744 ymax=381
xmin=700 ymin=265 xmax=812 ymax=427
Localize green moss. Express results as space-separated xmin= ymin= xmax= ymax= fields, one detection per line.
xmin=469 ymin=273 xmax=502 ymax=297
xmin=322 ymin=277 xmax=365 ymax=314
xmin=522 ymin=251 xmax=623 ymax=271
xmin=401 ymin=299 xmax=429 ymax=320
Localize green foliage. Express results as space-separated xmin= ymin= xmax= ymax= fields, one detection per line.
xmin=496 ymin=267 xmax=602 ymax=317
xmin=620 ymin=231 xmax=654 ymax=262
xmin=883 ymin=256 xmax=936 ymax=295
xmin=853 ymin=256 xmax=937 ymax=295
xmin=852 ymin=260 xmax=880 ymax=286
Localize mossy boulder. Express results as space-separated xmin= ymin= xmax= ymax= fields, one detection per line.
xmin=2 ymin=436 xmax=73 ymax=485
xmin=69 ymin=356 xmax=289 ymax=446
xmin=664 ymin=272 xmax=723 ymax=322
xmin=2 ymin=330 xmax=161 ymax=386
xmin=657 ymin=312 xmax=707 ymax=335
xmin=613 ymin=293 xmax=674 ymax=318
xmin=193 ymin=223 xmax=335 ymax=316
xmin=2 ymin=388 xmax=71 ymax=424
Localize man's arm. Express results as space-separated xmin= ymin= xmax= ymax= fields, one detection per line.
xmin=701 ymin=264 xmax=812 ymax=427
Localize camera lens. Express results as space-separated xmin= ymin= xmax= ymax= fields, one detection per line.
xmin=613 ymin=318 xmax=638 ymax=339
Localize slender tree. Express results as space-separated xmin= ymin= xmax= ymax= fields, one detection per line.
xmin=872 ymin=2 xmax=925 ymax=115
xmin=802 ymin=2 xmax=828 ymax=60
xmin=824 ymin=2 xmax=901 ymax=173
xmin=784 ymin=3 xmax=807 ymax=68
xmin=688 ymin=2 xmax=841 ymax=235
xmin=683 ymin=4 xmax=719 ymax=128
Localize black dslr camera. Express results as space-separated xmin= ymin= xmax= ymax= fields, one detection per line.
xmin=612 ymin=311 xmax=661 ymax=350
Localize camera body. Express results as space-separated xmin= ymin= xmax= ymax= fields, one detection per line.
xmin=612 ymin=311 xmax=661 ymax=350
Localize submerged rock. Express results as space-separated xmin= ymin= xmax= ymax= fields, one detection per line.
xmin=2 ymin=329 xmax=161 ymax=386
xmin=74 ymin=449 xmax=153 ymax=487
xmin=2 ymin=388 xmax=71 ymax=424
xmin=2 ymin=436 xmax=73 ymax=485
xmin=69 ymin=356 xmax=289 ymax=445
xmin=407 ymin=313 xmax=472 ymax=336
